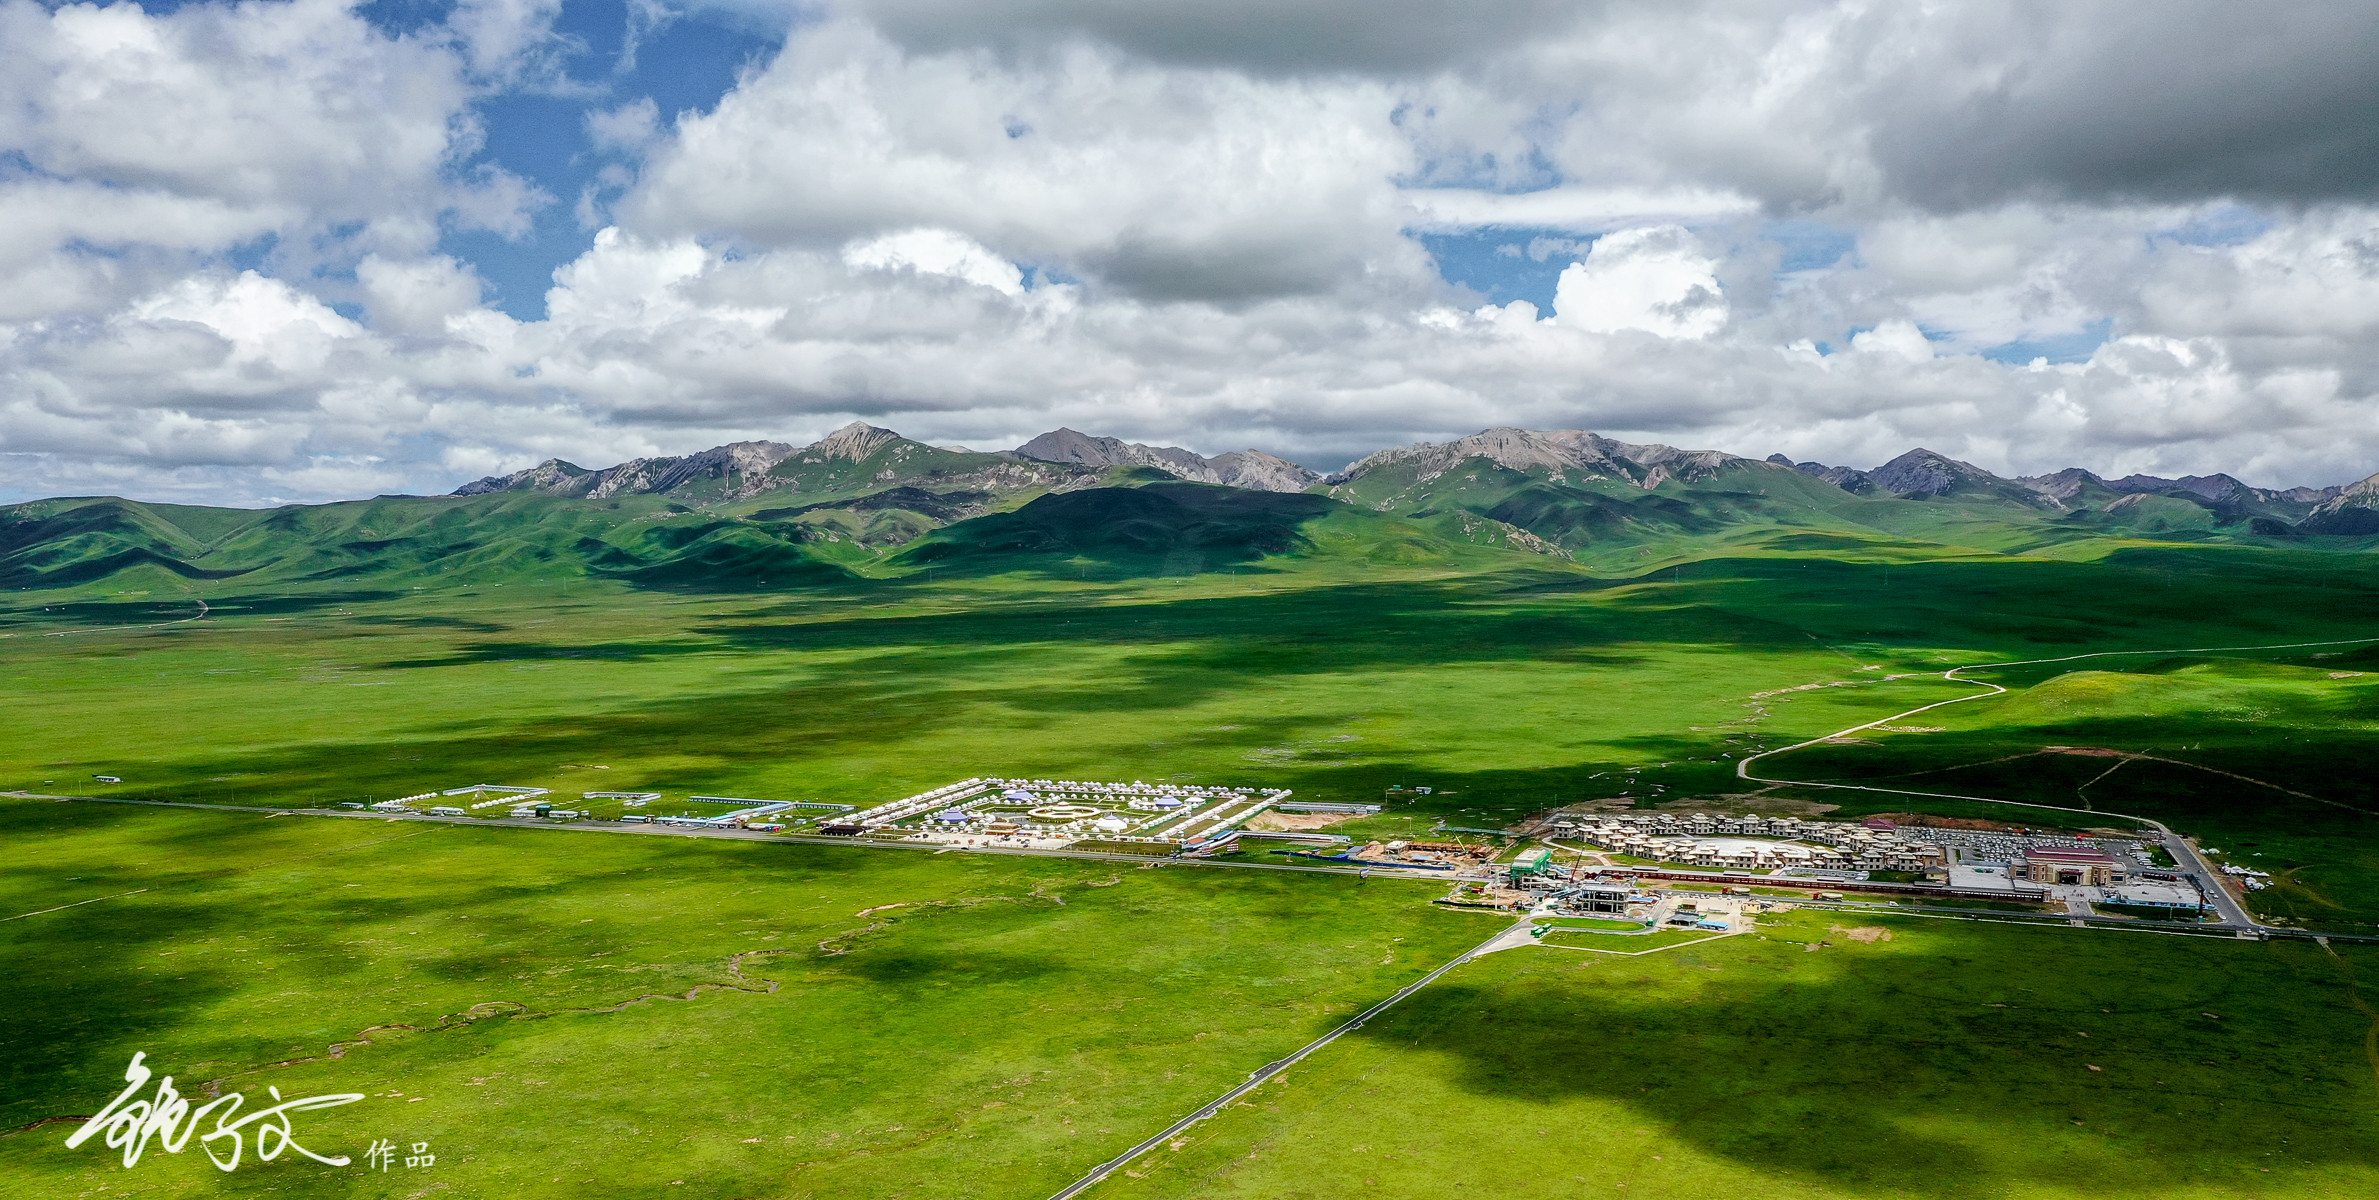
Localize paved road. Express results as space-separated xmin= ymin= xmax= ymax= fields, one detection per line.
xmin=10 ymin=789 xmax=1537 ymax=1200
xmin=1041 ymin=917 xmax=1526 ymax=1200
xmin=2150 ymin=824 xmax=2256 ymax=926
xmin=1734 ymin=636 xmax=2379 ymax=935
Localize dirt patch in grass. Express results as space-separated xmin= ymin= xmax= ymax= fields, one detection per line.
xmin=1246 ymin=811 xmax=1353 ymax=832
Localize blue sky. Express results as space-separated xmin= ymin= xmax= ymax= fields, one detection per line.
xmin=1425 ymin=221 xmax=1867 ymax=314
xmin=411 ymin=0 xmax=788 ymax=318
xmin=311 ymin=1 xmax=2072 ymax=360
xmin=1418 ymin=229 xmax=1576 ymax=311
xmin=366 ymin=3 xmax=1891 ymax=337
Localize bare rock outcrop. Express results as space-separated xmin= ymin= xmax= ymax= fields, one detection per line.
xmin=1011 ymin=428 xmax=1321 ymax=493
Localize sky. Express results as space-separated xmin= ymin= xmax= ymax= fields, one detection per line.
xmin=6 ymin=1 xmax=2379 ymax=506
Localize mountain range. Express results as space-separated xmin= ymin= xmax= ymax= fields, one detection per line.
xmin=452 ymin=421 xmax=2367 ymax=528
xmin=452 ymin=424 xmax=1324 ymax=501
xmin=7 ymin=421 xmax=2376 ymax=597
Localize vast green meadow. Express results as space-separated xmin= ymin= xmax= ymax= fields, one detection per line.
xmin=6 ymin=540 xmax=2374 ymax=829
xmin=0 ymin=796 xmax=1496 ymax=1198
xmin=1101 ymin=911 xmax=2379 ymax=1200
xmin=6 ymin=497 xmax=2379 ymax=1197
xmin=1772 ymin=650 xmax=2379 ymax=930
xmin=8 ymin=541 xmax=2378 ymax=903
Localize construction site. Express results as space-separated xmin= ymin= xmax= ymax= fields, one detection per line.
xmin=813 ymin=777 xmax=1295 ymax=853
xmin=348 ymin=783 xmax=856 ymax=829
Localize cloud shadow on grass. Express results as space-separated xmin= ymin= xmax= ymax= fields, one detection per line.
xmin=1323 ymin=926 xmax=2378 ymax=1198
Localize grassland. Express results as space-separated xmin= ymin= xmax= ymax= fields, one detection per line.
xmin=1539 ymin=927 xmax=1731 ymax=951
xmin=1765 ymin=651 xmax=2379 ymax=930
xmin=0 ymin=565 xmax=1992 ymax=825
xmin=1099 ymin=912 xmax=2379 ymax=1200
xmin=8 ymin=541 xmax=2377 ymax=906
xmin=0 ymin=796 xmax=1493 ymax=1199
xmin=7 ymin=542 xmax=2372 ymax=831
xmin=6 ymin=492 xmax=2379 ymax=1197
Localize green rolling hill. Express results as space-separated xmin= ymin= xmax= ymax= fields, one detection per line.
xmin=0 ymin=491 xmax=810 ymax=596
xmin=892 ymin=477 xmax=1503 ymax=579
xmin=1320 ymin=429 xmax=2375 ymax=567
xmin=5 ymin=423 xmax=2375 ymax=605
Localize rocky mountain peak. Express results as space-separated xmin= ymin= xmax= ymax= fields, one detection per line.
xmin=2300 ymin=470 xmax=2379 ymax=534
xmin=1015 ymin=428 xmax=1207 ymax=474
xmin=1012 ymin=428 xmax=1318 ymax=493
xmin=2098 ymin=472 xmax=2252 ymax=502
xmin=1866 ymin=448 xmax=1994 ymax=497
xmin=452 ymin=441 xmax=796 ymax=501
xmin=584 ymin=441 xmax=795 ymax=499
xmin=1330 ymin=427 xmax=1740 ymax=490
xmin=806 ymin=422 xmax=903 ymax=462
xmin=1207 ymin=450 xmax=1321 ymax=493
xmin=2014 ymin=467 xmax=2106 ymax=502
xmin=1780 ymin=448 xmax=2023 ymax=500
xmin=452 ymin=458 xmax=592 ymax=497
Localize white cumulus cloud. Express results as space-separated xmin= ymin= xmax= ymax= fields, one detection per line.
xmin=1552 ymin=227 xmax=1727 ymax=340
xmin=10 ymin=1 xmax=2379 ymax=506
xmin=844 ymin=229 xmax=1027 ymax=296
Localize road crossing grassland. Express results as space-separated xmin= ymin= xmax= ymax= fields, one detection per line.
xmin=0 ymin=796 xmax=1492 ymax=1200
xmin=1044 ymin=918 xmax=1524 ymax=1200
xmin=1093 ymin=911 xmax=2379 ymax=1200
xmin=8 ymin=546 xmax=2379 ymax=1196
xmin=1734 ymin=646 xmax=2379 ymax=932
xmin=1735 ymin=639 xmax=2379 ymax=930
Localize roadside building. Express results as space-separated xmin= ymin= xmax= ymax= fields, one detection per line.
xmin=1567 ymin=881 xmax=1633 ymax=914
xmin=2020 ymin=845 xmax=2124 ymax=886
xmin=1509 ymin=847 xmax=1553 ymax=881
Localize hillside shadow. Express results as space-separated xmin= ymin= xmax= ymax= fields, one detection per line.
xmin=1327 ymin=928 xmax=2378 ymax=1197
xmin=0 ymin=590 xmax=404 ymax=629
xmin=815 ymin=946 xmax=1067 ymax=988
xmin=372 ymin=639 xmax=721 ymax=669
xmin=1591 ymin=552 xmax=2379 ymax=653
xmin=691 ymin=576 xmax=1691 ymax=679
xmin=890 ymin=484 xmax=1340 ymax=580
xmin=1780 ymin=718 xmax=2379 ymax=931
xmin=349 ymin=613 xmax=509 ymax=632
xmin=0 ymin=803 xmax=957 ymax=1126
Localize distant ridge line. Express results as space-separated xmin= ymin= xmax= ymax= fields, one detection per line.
xmin=449 ymin=421 xmax=2371 ymax=508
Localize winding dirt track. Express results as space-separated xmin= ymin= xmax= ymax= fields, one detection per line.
xmin=24 ymin=598 xmax=209 ymax=639
xmin=1735 ymin=636 xmax=2379 ymax=931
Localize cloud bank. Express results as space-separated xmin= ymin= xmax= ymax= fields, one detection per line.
xmin=4 ymin=0 xmax=2379 ymax=505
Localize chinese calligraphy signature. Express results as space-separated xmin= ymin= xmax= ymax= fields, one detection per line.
xmin=65 ymin=1051 xmax=364 ymax=1172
